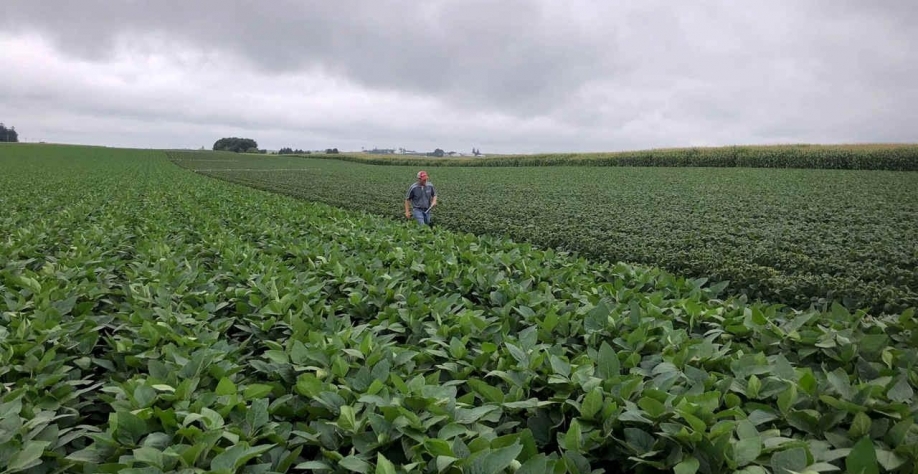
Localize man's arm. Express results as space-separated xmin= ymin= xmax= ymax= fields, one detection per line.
xmin=405 ymin=185 xmax=414 ymax=218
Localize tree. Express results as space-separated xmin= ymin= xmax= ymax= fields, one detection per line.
xmin=0 ymin=123 xmax=19 ymax=143
xmin=325 ymin=148 xmax=339 ymax=154
xmin=213 ymin=137 xmax=258 ymax=153
xmin=427 ymin=148 xmax=445 ymax=157
xmin=278 ymin=147 xmax=307 ymax=155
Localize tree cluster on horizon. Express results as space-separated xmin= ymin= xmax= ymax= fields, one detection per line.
xmin=213 ymin=137 xmax=258 ymax=153
xmin=278 ymin=147 xmax=309 ymax=155
xmin=0 ymin=123 xmax=19 ymax=142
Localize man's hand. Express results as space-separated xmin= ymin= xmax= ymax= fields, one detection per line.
xmin=405 ymin=211 xmax=411 ymax=219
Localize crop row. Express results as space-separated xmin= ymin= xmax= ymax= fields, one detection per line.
xmin=3 ymin=144 xmax=916 ymax=472
xmin=283 ymin=144 xmax=918 ymax=171
xmin=171 ymin=152 xmax=918 ymax=314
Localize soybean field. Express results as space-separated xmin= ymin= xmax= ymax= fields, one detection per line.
xmin=172 ymin=151 xmax=918 ymax=314
xmin=2 ymin=144 xmax=918 ymax=473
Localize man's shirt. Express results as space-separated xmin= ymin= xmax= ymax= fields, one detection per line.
xmin=406 ymin=182 xmax=436 ymax=209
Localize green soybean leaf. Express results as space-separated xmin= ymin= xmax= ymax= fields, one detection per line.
xmin=827 ymin=369 xmax=853 ymax=399
xmin=376 ymin=453 xmax=397 ymax=474
xmin=733 ymin=437 xmax=762 ymax=467
xmin=584 ymin=301 xmax=610 ymax=332
xmin=561 ymin=420 xmax=582 ymax=451
xmin=549 ymin=355 xmax=571 ymax=378
xmin=736 ymin=420 xmax=758 ymax=440
xmin=887 ymin=377 xmax=914 ymax=403
xmin=210 ymin=443 xmax=274 ymax=471
xmin=596 ymin=342 xmax=620 ymax=379
xmin=580 ymin=388 xmax=603 ymax=420
xmin=770 ymin=447 xmax=807 ymax=474
xmin=340 ymin=456 xmax=372 ymax=473
xmin=468 ymin=442 xmax=523 ymax=474
xmin=506 ymin=344 xmax=528 ymax=365
xmin=624 ymin=428 xmax=655 ymax=455
xmin=846 ymin=437 xmax=879 ymax=474
xmin=338 ymin=405 xmax=358 ymax=432
xmin=876 ymin=449 xmax=905 ymax=471
xmin=7 ymin=440 xmax=50 ymax=472
xmin=116 ymin=411 xmax=148 ymax=445
xmin=134 ymin=385 xmax=157 ymax=408
xmin=747 ymin=375 xmax=762 ymax=399
xmin=516 ymin=454 xmax=549 ymax=474
xmin=244 ymin=383 xmax=273 ymax=399
xmin=674 ymin=457 xmax=699 ymax=474
xmin=455 ymin=405 xmax=500 ymax=424
xmin=132 ymin=447 xmax=164 ymax=469
xmin=849 ymin=412 xmax=871 ymax=439
xmin=216 ymin=377 xmax=237 ymax=396
xmin=296 ymin=461 xmax=333 ymax=470
xmin=777 ymin=384 xmax=796 ymax=414
xmin=436 ymin=456 xmax=458 ymax=473
xmin=425 ymin=439 xmax=455 ymax=457
xmin=468 ymin=379 xmax=505 ymax=403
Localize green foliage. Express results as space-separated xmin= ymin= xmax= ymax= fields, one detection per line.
xmin=213 ymin=137 xmax=259 ymax=153
xmin=0 ymin=122 xmax=19 ymax=142
xmin=2 ymin=144 xmax=917 ymax=473
xmin=278 ymin=148 xmax=308 ymax=155
xmin=170 ymin=151 xmax=918 ymax=314
xmin=273 ymin=143 xmax=918 ymax=171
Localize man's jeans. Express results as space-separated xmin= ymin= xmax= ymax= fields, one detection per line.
xmin=412 ymin=208 xmax=432 ymax=225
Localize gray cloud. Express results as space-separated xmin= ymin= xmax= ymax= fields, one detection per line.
xmin=1 ymin=1 xmax=608 ymax=114
xmin=1 ymin=1 xmax=916 ymax=152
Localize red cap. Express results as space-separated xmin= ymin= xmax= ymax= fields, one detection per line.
xmin=417 ymin=170 xmax=428 ymax=179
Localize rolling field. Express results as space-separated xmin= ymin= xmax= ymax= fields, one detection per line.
xmin=2 ymin=144 xmax=918 ymax=473
xmin=171 ymin=152 xmax=918 ymax=314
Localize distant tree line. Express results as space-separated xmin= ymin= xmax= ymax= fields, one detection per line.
xmin=213 ymin=137 xmax=258 ymax=153
xmin=213 ymin=139 xmax=343 ymax=155
xmin=0 ymin=123 xmax=19 ymax=142
xmin=279 ymin=147 xmax=339 ymax=154
xmin=278 ymin=147 xmax=310 ymax=155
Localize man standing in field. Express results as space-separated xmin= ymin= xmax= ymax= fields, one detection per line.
xmin=405 ymin=170 xmax=437 ymax=226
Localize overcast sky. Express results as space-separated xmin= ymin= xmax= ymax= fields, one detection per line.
xmin=2 ymin=1 xmax=916 ymax=153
